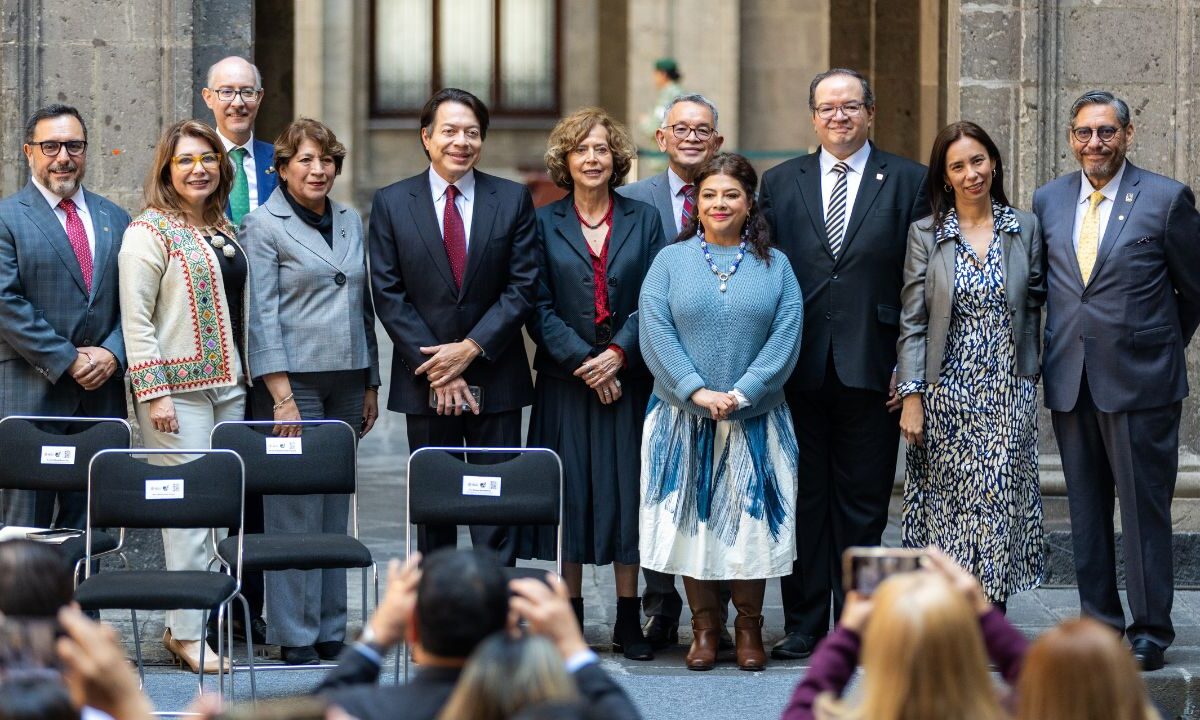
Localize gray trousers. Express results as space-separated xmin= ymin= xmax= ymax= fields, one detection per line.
xmin=260 ymin=370 xmax=365 ymax=647
xmin=1052 ymin=373 xmax=1180 ymax=649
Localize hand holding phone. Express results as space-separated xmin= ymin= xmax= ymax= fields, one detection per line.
xmin=842 ymin=547 xmax=927 ymax=596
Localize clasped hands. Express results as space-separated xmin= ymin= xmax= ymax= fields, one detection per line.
xmin=690 ymin=388 xmax=738 ymax=421
xmin=416 ymin=340 xmax=482 ymax=416
xmin=573 ymin=348 xmax=623 ymax=405
xmin=69 ymin=346 xmax=117 ymax=390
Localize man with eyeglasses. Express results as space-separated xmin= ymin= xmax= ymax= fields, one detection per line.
xmin=760 ymin=68 xmax=928 ymax=660
xmin=202 ymin=56 xmax=278 ymax=225
xmin=616 ymin=93 xmax=732 ymax=650
xmin=0 ymin=104 xmax=130 ymax=528
xmin=1033 ymin=90 xmax=1200 ymax=672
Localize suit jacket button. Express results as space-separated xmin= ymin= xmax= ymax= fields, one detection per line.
xmin=582 ymin=276 xmax=591 ymax=284
xmin=832 ymin=273 xmax=838 ymax=280
xmin=83 ymin=338 xmax=92 ymax=345
xmin=825 ymin=312 xmax=832 ymax=320
xmin=608 ymin=277 xmax=618 ymax=286
xmin=335 ymin=272 xmax=346 ymax=286
xmin=1082 ymin=298 xmax=1088 ymax=304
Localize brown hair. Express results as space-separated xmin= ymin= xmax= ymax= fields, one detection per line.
xmin=273 ymin=117 xmax=347 ymax=177
xmin=924 ymin=121 xmax=1010 ymax=231
xmin=677 ymin=152 xmax=773 ymax=264
xmin=435 ymin=635 xmax=577 ymax=720
xmin=143 ymin=119 xmax=233 ymax=228
xmin=1016 ymin=618 xmax=1156 ymax=720
xmin=544 ymin=107 xmax=635 ymax=190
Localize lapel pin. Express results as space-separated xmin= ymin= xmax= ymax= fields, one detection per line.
xmin=1125 ymin=193 xmax=1134 ymax=202
xmin=103 ymin=227 xmax=109 ymax=232
xmin=265 ymin=167 xmax=275 ymax=174
xmin=340 ymin=228 xmax=346 ymax=237
xmin=876 ymin=173 xmax=884 ymax=181
xmin=1118 ymin=215 xmax=1125 ymax=221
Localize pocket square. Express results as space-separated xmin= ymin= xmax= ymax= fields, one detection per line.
xmin=1134 ymin=236 xmax=1155 ymax=245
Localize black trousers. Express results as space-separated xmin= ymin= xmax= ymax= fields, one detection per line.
xmin=780 ymin=358 xmax=900 ymax=637
xmin=1052 ymin=372 xmax=1180 ymax=649
xmin=406 ymin=409 xmax=522 ymax=566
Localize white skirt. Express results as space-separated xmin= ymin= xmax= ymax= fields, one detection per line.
xmin=639 ymin=396 xmax=798 ymax=580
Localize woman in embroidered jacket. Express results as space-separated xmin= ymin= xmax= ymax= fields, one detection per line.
xmin=119 ymin=119 xmax=248 ymax=674
xmin=639 ymin=153 xmax=803 ymax=672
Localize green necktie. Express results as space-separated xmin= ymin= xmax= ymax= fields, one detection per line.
xmin=229 ymin=146 xmax=250 ymax=223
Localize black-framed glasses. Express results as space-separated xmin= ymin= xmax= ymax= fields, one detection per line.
xmin=1071 ymin=125 xmax=1122 ymax=143
xmin=31 ymin=140 xmax=87 ymax=157
xmin=663 ymin=123 xmax=715 ymax=141
xmin=815 ymin=102 xmax=866 ymax=120
xmin=211 ymin=87 xmax=261 ymax=103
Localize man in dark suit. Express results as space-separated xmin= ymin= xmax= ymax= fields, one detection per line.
xmin=617 ymin=93 xmax=731 ymax=649
xmin=319 ymin=550 xmax=640 ymax=720
xmin=0 ymin=104 xmax=129 ymax=529
xmin=760 ymin=68 xmax=928 ymax=659
xmin=1033 ymin=90 xmax=1200 ymax=672
xmin=370 ymin=88 xmax=538 ymax=564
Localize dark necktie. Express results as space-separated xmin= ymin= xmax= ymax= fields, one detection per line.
xmin=443 ymin=184 xmax=467 ymax=287
xmin=680 ymin=183 xmax=696 ymax=231
xmin=58 ymin=198 xmax=93 ymax=291
xmin=826 ymin=162 xmax=849 ymax=257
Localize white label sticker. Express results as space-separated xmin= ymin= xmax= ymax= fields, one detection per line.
xmin=462 ymin=475 xmax=502 ymax=497
xmin=265 ymin=437 xmax=303 ymax=455
xmin=146 ymin=479 xmax=184 ymax=500
xmin=40 ymin=445 xmax=76 ymax=465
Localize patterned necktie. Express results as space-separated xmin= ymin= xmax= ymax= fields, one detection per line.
xmin=58 ymin=198 xmax=92 ymax=291
xmin=229 ymin=146 xmax=250 ymax=224
xmin=825 ymin=161 xmax=850 ymax=257
xmin=1077 ymin=190 xmax=1105 ymax=284
xmin=679 ymin=183 xmax=696 ymax=231
xmin=443 ymin=184 xmax=467 ymax=288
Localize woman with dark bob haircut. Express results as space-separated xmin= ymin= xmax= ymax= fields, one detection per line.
xmin=240 ymin=117 xmax=380 ymax=665
xmin=639 ymin=152 xmax=802 ymax=671
xmin=895 ymin=120 xmax=1045 ymax=611
xmin=515 ymin=107 xmax=664 ymax=660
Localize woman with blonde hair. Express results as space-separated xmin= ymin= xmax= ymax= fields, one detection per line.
xmin=782 ymin=549 xmax=1027 ymax=720
xmin=436 ymin=634 xmax=578 ymax=720
xmin=1016 ymin=618 xmax=1157 ymax=720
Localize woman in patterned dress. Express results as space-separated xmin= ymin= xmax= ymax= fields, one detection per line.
xmin=895 ymin=121 xmax=1045 ymax=610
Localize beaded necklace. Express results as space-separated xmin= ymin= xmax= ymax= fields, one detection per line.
xmin=698 ymin=230 xmax=747 ymax=292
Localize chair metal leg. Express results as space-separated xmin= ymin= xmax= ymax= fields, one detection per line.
xmin=198 ymin=615 xmax=207 ymax=696
xmin=130 ymin=609 xmax=145 ymax=689
xmin=217 ymin=604 xmax=226 ymax=698
xmin=238 ymin=593 xmax=257 ymax=703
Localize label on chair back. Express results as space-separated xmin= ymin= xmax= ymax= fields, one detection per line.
xmin=40 ymin=445 xmax=76 ymax=464
xmin=265 ymin=437 xmax=302 ymax=455
xmin=462 ymin=475 xmax=501 ymax=497
xmin=145 ymin=479 xmax=184 ymax=499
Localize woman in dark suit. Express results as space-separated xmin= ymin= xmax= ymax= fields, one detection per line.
xmin=896 ymin=121 xmax=1045 ymax=611
xmin=517 ymin=107 xmax=665 ymax=660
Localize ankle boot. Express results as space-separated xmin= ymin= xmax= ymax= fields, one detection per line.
xmin=570 ymin=597 xmax=584 ymax=633
xmin=729 ymin=579 xmax=767 ymax=671
xmin=612 ymin=597 xmax=653 ymax=660
xmin=682 ymin=577 xmax=720 ymax=671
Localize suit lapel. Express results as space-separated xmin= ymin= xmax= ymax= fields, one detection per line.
xmin=1089 ymin=164 xmax=1140 ymax=283
xmin=408 ymin=181 xmax=457 ymax=293
xmin=459 ymin=175 xmax=498 ymax=298
xmin=1052 ymin=174 xmax=1086 ymax=290
xmin=331 ymin=204 xmax=353 ymax=266
xmin=553 ymin=198 xmax=591 ymax=266
xmin=651 ymin=173 xmax=678 ymax=240
xmin=19 ymin=183 xmax=88 ymax=296
xmin=839 ymin=147 xmax=886 ymax=259
xmin=86 ymin=192 xmax=115 ymax=301
xmin=606 ymin=195 xmax=637 ymax=266
xmin=794 ymin=155 xmax=832 ymax=259
xmin=254 ymin=140 xmax=278 ymax=202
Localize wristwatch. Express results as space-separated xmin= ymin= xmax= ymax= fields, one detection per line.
xmin=358 ymin=623 xmax=387 ymax=655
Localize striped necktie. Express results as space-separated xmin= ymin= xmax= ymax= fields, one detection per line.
xmin=825 ymin=161 xmax=849 ymax=256
xmin=680 ymin=183 xmax=695 ymax=231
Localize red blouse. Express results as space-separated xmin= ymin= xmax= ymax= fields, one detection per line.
xmin=574 ymin=199 xmax=625 ymax=363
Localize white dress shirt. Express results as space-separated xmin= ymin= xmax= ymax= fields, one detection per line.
xmin=429 ymin=166 xmax=476 ymax=249
xmin=217 ymin=129 xmax=261 ymax=211
xmin=32 ymin=177 xmax=95 ymax=255
xmin=667 ymin=166 xmax=691 ymax=235
xmin=819 ymin=142 xmax=873 ymax=222
xmin=1072 ymin=161 xmax=1127 ymax=251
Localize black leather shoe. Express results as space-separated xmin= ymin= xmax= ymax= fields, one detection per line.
xmin=718 ymin=625 xmax=735 ymax=651
xmin=207 ymin=615 xmax=268 ymax=648
xmin=314 ymin=641 xmax=345 ymax=661
xmin=1132 ymin=639 xmax=1165 ymax=671
xmin=281 ymin=645 xmax=320 ymax=665
xmin=771 ymin=632 xmax=817 ymax=660
xmin=642 ymin=616 xmax=679 ymax=650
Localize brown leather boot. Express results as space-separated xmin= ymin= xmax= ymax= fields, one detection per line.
xmin=729 ymin=579 xmax=767 ymax=671
xmin=682 ymin=576 xmax=720 ymax=671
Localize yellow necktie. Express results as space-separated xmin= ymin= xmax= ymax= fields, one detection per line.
xmin=1077 ymin=190 xmax=1104 ymax=284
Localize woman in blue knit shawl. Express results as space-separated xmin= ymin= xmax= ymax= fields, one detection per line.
xmin=639 ymin=153 xmax=803 ymax=672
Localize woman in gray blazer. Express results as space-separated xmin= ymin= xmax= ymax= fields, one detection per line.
xmin=242 ymin=119 xmax=380 ymax=664
xmin=895 ymin=121 xmax=1045 ymax=611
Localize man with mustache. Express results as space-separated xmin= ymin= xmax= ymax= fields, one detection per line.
xmin=1033 ymin=90 xmax=1200 ymax=672
xmin=0 ymin=104 xmax=130 ymax=528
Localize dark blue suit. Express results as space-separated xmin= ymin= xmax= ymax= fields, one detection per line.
xmin=225 ymin=138 xmax=278 ymax=220
xmin=0 ymin=181 xmax=130 ymax=526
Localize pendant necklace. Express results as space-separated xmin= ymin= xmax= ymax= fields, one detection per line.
xmin=700 ymin=236 xmax=746 ymax=292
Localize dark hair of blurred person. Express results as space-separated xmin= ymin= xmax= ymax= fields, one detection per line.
xmin=0 ymin=676 xmax=78 ymax=720
xmin=1016 ymin=618 xmax=1157 ymax=720
xmin=436 ymin=635 xmax=578 ymax=720
xmin=0 ymin=540 xmax=73 ymax=617
xmin=415 ymin=549 xmax=509 ymax=660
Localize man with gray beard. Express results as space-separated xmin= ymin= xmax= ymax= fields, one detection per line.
xmin=0 ymin=104 xmax=130 ymax=528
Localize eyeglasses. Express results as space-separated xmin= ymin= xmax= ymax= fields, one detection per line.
xmin=1070 ymin=125 xmax=1122 ymax=143
xmin=815 ymin=102 xmax=867 ymax=120
xmin=663 ymin=123 xmax=715 ymax=141
xmin=31 ymin=140 xmax=87 ymax=157
xmin=211 ymin=87 xmax=261 ymax=103
xmin=171 ymin=153 xmax=222 ymax=170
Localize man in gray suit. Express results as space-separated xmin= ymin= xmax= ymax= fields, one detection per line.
xmin=617 ymin=93 xmax=726 ymax=649
xmin=0 ymin=104 xmax=130 ymax=528
xmin=1033 ymin=90 xmax=1200 ymax=671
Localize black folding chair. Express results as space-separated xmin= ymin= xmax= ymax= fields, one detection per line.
xmin=0 ymin=415 xmax=130 ymax=582
xmin=402 ymin=446 xmax=563 ymax=680
xmin=73 ymin=448 xmax=246 ymax=698
xmin=210 ymin=420 xmax=375 ymax=700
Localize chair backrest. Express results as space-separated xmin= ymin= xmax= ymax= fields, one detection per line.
xmin=0 ymin=416 xmax=131 ymax=493
xmin=406 ymin=447 xmax=561 ymax=526
xmin=209 ymin=420 xmax=356 ymax=495
xmin=86 ymin=449 xmax=244 ymax=530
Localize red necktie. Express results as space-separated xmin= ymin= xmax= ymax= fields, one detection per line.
xmin=442 ymin=184 xmax=467 ymax=288
xmin=58 ymin=198 xmax=93 ymax=291
xmin=680 ymin=184 xmax=696 ymax=230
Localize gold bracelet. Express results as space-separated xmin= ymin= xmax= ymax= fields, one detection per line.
xmin=273 ymin=393 xmax=294 ymax=410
